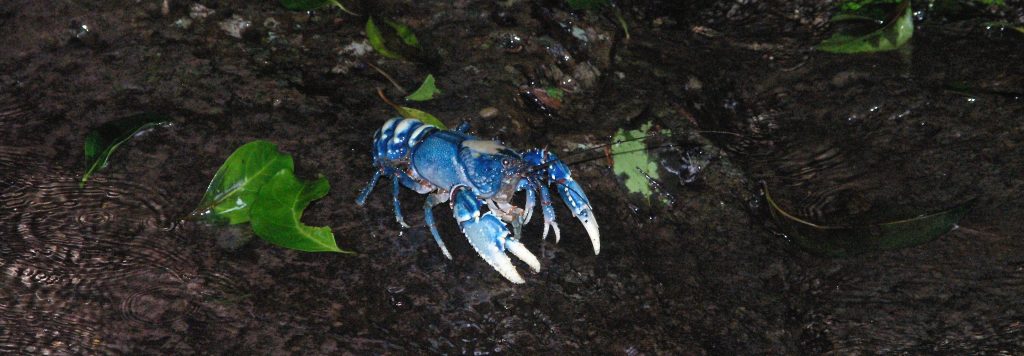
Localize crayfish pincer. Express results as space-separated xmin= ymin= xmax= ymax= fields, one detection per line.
xmin=356 ymin=118 xmax=600 ymax=283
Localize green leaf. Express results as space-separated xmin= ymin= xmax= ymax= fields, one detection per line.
xmin=280 ymin=0 xmax=330 ymax=10
xmin=250 ymin=170 xmax=349 ymax=253
xmin=405 ymin=74 xmax=441 ymax=101
xmin=190 ymin=141 xmax=295 ymax=224
xmin=764 ymin=183 xmax=971 ymax=257
xmin=567 ymin=0 xmax=609 ymax=11
xmin=366 ymin=17 xmax=401 ymax=59
xmin=280 ymin=0 xmax=357 ymax=15
xmin=817 ymin=0 xmax=913 ymax=53
xmin=975 ymin=0 xmax=1004 ymax=5
xmin=385 ymin=18 xmax=420 ymax=47
xmin=396 ymin=106 xmax=447 ymax=129
xmin=366 ymin=17 xmax=421 ymax=60
xmin=544 ymin=87 xmax=565 ymax=101
xmin=81 ymin=113 xmax=171 ymax=187
xmin=839 ymin=0 xmax=901 ymax=11
xmin=829 ymin=13 xmax=885 ymax=23
xmin=611 ymin=122 xmax=672 ymax=204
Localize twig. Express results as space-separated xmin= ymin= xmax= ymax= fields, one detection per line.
xmin=376 ymin=88 xmax=401 ymax=110
xmin=365 ymin=61 xmax=407 ymax=95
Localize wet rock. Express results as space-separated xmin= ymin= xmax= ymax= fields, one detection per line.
xmin=659 ymin=145 xmax=714 ymax=185
xmin=541 ymin=64 xmax=567 ymax=87
xmin=67 ymin=21 xmax=102 ymax=48
xmin=263 ymin=17 xmax=280 ymax=31
xmin=189 ymin=3 xmax=214 ymax=20
xmin=686 ymin=76 xmax=703 ymax=92
xmin=339 ymin=40 xmax=372 ymax=57
xmin=219 ymin=15 xmax=252 ymax=39
xmin=494 ymin=32 xmax=525 ymax=53
xmin=478 ymin=107 xmax=499 ymax=119
xmin=538 ymin=36 xmax=574 ymax=65
xmin=331 ymin=40 xmax=372 ymax=74
xmin=571 ymin=61 xmax=601 ymax=91
xmin=174 ymin=17 xmax=193 ymax=29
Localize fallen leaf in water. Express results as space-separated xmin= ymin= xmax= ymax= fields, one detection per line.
xmin=81 ymin=113 xmax=171 ymax=187
xmin=189 ymin=140 xmax=294 ymax=224
xmin=251 ymin=170 xmax=350 ymax=253
xmin=190 ymin=140 xmax=350 ymax=253
xmin=818 ymin=0 xmax=913 ymax=53
xmin=763 ymin=182 xmax=971 ymax=257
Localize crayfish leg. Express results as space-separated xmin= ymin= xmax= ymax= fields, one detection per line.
xmin=423 ymin=193 xmax=452 ymax=260
xmin=355 ymin=170 xmax=382 ymax=205
xmin=536 ymin=183 xmax=562 ymax=243
xmin=391 ymin=175 xmax=410 ymax=228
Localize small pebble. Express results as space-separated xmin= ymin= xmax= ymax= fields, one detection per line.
xmin=190 ymin=3 xmax=214 ymax=20
xmin=219 ymin=15 xmax=251 ymax=39
xmin=479 ymin=107 xmax=499 ymax=119
xmin=174 ymin=18 xmax=192 ymax=29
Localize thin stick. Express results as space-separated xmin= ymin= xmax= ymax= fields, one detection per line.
xmin=365 ymin=61 xmax=407 ymax=95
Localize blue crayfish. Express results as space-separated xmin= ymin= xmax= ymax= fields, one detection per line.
xmin=356 ymin=118 xmax=600 ymax=283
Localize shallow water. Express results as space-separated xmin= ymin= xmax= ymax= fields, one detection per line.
xmin=2 ymin=0 xmax=1023 ymax=353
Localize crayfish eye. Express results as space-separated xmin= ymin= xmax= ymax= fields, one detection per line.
xmin=502 ymin=159 xmax=510 ymax=166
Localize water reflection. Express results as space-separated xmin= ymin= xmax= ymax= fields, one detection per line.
xmin=0 ymin=147 xmax=245 ymax=353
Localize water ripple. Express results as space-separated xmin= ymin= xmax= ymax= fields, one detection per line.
xmin=0 ymin=146 xmax=54 ymax=186
xmin=5 ymin=176 xmax=189 ymax=278
xmin=118 ymin=270 xmax=200 ymax=326
xmin=0 ymin=145 xmax=230 ymax=353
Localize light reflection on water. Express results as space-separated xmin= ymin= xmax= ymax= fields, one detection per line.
xmin=0 ymin=151 xmax=248 ymax=353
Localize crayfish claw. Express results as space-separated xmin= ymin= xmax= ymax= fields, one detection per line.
xmin=506 ymin=239 xmax=540 ymax=273
xmin=462 ymin=213 xmax=527 ymax=283
xmin=581 ymin=214 xmax=600 ymax=255
xmin=556 ymin=181 xmax=600 ymax=255
xmin=454 ymin=188 xmax=539 ymax=283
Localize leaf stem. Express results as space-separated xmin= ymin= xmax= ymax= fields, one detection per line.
xmin=612 ymin=7 xmax=630 ymax=39
xmin=329 ymin=0 xmax=359 ymax=16
xmin=762 ymin=182 xmax=828 ymax=229
xmin=365 ymin=61 xmax=407 ymax=95
xmin=376 ymin=88 xmax=401 ymax=110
